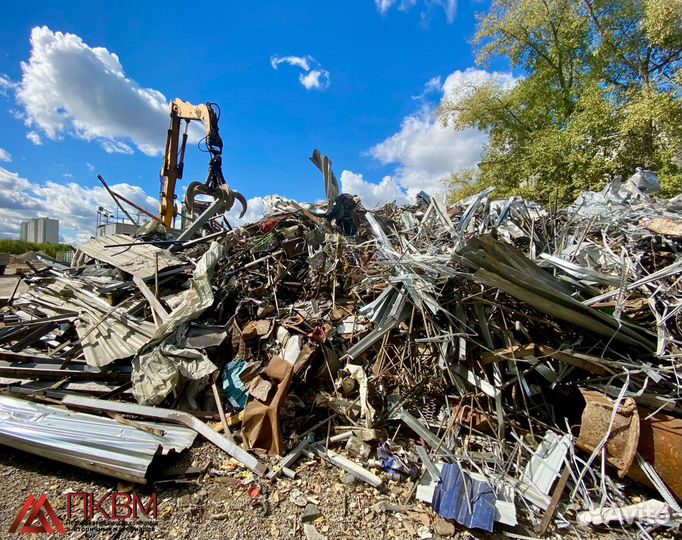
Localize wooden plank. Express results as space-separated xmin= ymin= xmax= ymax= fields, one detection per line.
xmin=536 ymin=345 xmax=611 ymax=376
xmin=132 ymin=275 xmax=169 ymax=323
xmin=536 ymin=464 xmax=570 ymax=536
xmin=482 ymin=344 xmax=537 ymax=364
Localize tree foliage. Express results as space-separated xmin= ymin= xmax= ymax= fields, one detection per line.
xmin=442 ymin=0 xmax=682 ymax=204
xmin=0 ymin=239 xmax=73 ymax=259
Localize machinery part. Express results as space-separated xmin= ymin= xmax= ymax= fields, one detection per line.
xmin=184 ymin=181 xmax=247 ymax=219
xmin=169 ymin=199 xmax=227 ymax=252
xmin=309 ymin=149 xmax=339 ymax=210
xmin=577 ymin=390 xmax=681 ymax=501
xmin=159 ymin=99 xmax=247 ymax=227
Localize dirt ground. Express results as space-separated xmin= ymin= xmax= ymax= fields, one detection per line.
xmin=0 ymin=440 xmax=634 ymax=540
xmin=0 ymin=441 xmax=461 ymax=540
xmin=0 ymin=274 xmax=27 ymax=303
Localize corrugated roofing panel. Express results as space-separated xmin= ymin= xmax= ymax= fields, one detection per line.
xmin=0 ymin=396 xmax=196 ymax=484
xmin=21 ymin=276 xmax=156 ymax=367
xmin=432 ymin=463 xmax=496 ymax=532
xmin=77 ymin=234 xmax=182 ymax=279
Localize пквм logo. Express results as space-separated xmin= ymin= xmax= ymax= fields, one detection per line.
xmin=9 ymin=491 xmax=157 ymax=534
xmin=9 ymin=493 xmax=66 ymax=534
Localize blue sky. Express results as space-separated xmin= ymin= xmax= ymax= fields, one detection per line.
xmin=0 ymin=0 xmax=514 ymax=243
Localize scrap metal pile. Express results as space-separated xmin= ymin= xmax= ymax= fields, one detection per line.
xmin=0 ymin=157 xmax=680 ymax=538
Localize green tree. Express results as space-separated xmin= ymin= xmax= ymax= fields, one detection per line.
xmin=0 ymin=239 xmax=73 ymax=259
xmin=442 ymin=0 xmax=682 ymax=204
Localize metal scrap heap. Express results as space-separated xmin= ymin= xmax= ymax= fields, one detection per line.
xmin=0 ymin=157 xmax=680 ymax=538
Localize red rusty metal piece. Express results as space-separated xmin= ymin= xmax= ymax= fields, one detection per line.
xmin=451 ymin=404 xmax=495 ymax=434
xmin=577 ymin=389 xmax=682 ymax=502
xmin=576 ymin=389 xmax=640 ymax=477
xmin=260 ymin=218 xmax=281 ymax=234
xmin=628 ymin=410 xmax=682 ymax=502
xmin=307 ymin=326 xmax=328 ymax=343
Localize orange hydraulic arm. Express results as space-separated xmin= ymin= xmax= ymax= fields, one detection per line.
xmin=159 ymin=99 xmax=246 ymax=227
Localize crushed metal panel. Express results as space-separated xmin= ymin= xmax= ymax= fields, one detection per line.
xmin=21 ymin=277 xmax=156 ymax=367
xmin=78 ymin=234 xmax=182 ymax=279
xmin=432 ymin=462 xmax=496 ymax=532
xmin=132 ymin=343 xmax=218 ymax=406
xmin=242 ymin=355 xmax=294 ymax=456
xmin=0 ymin=395 xmax=196 ymax=484
xmin=61 ymin=394 xmax=268 ymax=476
xmin=521 ymin=431 xmax=571 ymax=495
xmin=150 ymin=241 xmax=223 ymax=342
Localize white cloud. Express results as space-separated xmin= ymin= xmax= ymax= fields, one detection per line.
xmin=424 ymin=75 xmax=443 ymax=92
xmin=0 ymin=148 xmax=11 ymax=162
xmin=369 ymin=107 xmax=488 ymax=197
xmin=440 ymin=67 xmax=517 ymax=99
xmin=375 ymin=0 xmax=397 ymax=13
xmin=270 ymin=55 xmax=311 ymax=71
xmin=374 ymin=0 xmax=458 ymax=23
xmin=26 ymin=131 xmax=42 ymax=145
xmin=412 ymin=75 xmax=442 ymax=100
xmin=225 ymin=196 xmax=267 ymax=226
xmin=341 ymin=68 xmax=517 ymax=204
xmin=271 ymin=54 xmax=330 ymax=91
xmin=299 ymin=70 xmax=330 ymax=91
xmin=12 ymin=26 xmax=182 ymax=156
xmin=0 ymin=165 xmax=158 ymax=244
xmin=101 ymin=140 xmax=134 ymax=155
xmin=0 ymin=75 xmax=16 ymax=96
xmin=340 ymin=170 xmax=409 ymax=208
xmin=86 ymin=163 xmax=96 ymax=173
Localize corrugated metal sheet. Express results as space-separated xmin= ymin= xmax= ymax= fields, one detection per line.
xmin=521 ymin=431 xmax=570 ymax=494
xmin=77 ymin=234 xmax=182 ymax=279
xmin=432 ymin=463 xmax=496 ymax=532
xmin=0 ymin=396 xmax=196 ymax=484
xmin=21 ymin=275 xmax=156 ymax=367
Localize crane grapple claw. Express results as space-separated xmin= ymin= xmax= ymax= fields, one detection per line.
xmin=185 ymin=182 xmax=248 ymax=219
xmin=232 ymin=190 xmax=248 ymax=219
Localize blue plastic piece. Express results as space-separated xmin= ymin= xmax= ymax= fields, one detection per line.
xmin=221 ymin=359 xmax=249 ymax=409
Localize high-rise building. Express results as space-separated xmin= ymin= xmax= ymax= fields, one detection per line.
xmin=19 ymin=217 xmax=59 ymax=244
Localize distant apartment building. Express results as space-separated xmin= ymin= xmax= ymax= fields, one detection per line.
xmin=19 ymin=217 xmax=59 ymax=244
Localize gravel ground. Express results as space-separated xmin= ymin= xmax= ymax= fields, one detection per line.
xmin=0 ymin=275 xmax=27 ymax=302
xmin=0 ymin=440 xmax=632 ymax=540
